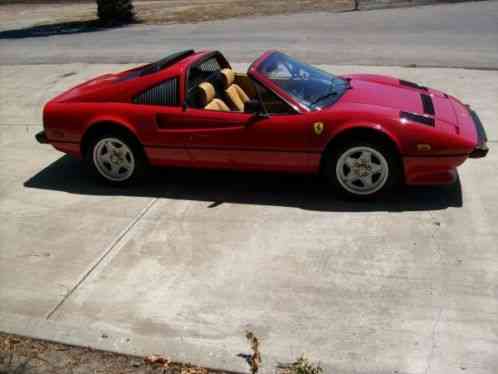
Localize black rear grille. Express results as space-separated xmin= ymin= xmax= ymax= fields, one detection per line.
xmin=400 ymin=111 xmax=435 ymax=127
xmin=400 ymin=79 xmax=428 ymax=91
xmin=420 ymin=93 xmax=435 ymax=115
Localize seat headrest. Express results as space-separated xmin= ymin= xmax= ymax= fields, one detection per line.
xmin=198 ymin=82 xmax=216 ymax=106
xmin=221 ymin=68 xmax=235 ymax=88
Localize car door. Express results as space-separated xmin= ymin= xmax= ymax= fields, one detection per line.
xmin=181 ymin=107 xmax=315 ymax=173
xmin=179 ymin=108 xmax=248 ymax=168
xmin=230 ymin=81 xmax=318 ymax=173
xmin=229 ymin=113 xmax=315 ymax=172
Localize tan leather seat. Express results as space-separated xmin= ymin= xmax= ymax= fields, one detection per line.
xmin=221 ymin=68 xmax=250 ymax=112
xmin=198 ymin=82 xmax=230 ymax=111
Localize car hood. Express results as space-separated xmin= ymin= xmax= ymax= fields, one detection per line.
xmin=338 ymin=74 xmax=457 ymax=125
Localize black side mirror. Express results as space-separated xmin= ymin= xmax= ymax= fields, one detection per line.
xmin=244 ymin=99 xmax=269 ymax=117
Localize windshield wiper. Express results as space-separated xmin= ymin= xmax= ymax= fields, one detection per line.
xmin=310 ymin=86 xmax=338 ymax=107
xmin=344 ymin=77 xmax=353 ymax=89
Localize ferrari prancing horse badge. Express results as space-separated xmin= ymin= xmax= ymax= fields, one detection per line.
xmin=313 ymin=122 xmax=324 ymax=135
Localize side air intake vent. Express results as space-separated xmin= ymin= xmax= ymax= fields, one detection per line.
xmin=420 ymin=93 xmax=435 ymax=115
xmin=400 ymin=111 xmax=435 ymax=127
xmin=399 ymin=79 xmax=428 ymax=91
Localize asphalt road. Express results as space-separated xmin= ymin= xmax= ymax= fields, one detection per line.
xmin=1 ymin=63 xmax=497 ymax=373
xmin=1 ymin=0 xmax=498 ymax=68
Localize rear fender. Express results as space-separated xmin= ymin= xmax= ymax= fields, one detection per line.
xmin=84 ymin=114 xmax=138 ymax=138
xmin=80 ymin=115 xmax=141 ymax=158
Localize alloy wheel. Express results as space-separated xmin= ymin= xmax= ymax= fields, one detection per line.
xmin=335 ymin=146 xmax=389 ymax=196
xmin=93 ymin=137 xmax=135 ymax=182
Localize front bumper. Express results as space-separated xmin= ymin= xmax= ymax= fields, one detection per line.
xmin=35 ymin=130 xmax=48 ymax=144
xmin=468 ymin=109 xmax=489 ymax=158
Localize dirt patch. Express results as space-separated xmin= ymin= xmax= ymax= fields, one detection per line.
xmin=0 ymin=332 xmax=234 ymax=374
xmin=0 ymin=332 xmax=316 ymax=374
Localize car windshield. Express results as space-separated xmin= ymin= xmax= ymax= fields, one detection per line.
xmin=256 ymin=52 xmax=348 ymax=111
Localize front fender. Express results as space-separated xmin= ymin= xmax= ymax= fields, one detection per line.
xmin=326 ymin=121 xmax=402 ymax=153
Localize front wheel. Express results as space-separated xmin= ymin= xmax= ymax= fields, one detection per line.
xmin=325 ymin=141 xmax=400 ymax=199
xmin=86 ymin=134 xmax=145 ymax=185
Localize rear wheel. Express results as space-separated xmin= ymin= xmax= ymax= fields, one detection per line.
xmin=325 ymin=140 xmax=400 ymax=199
xmin=85 ymin=133 xmax=145 ymax=185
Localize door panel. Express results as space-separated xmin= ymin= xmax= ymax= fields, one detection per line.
xmin=231 ymin=114 xmax=316 ymax=172
xmin=181 ymin=109 xmax=247 ymax=168
xmin=182 ymin=109 xmax=315 ymax=172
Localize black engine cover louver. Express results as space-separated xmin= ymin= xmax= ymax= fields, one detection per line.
xmin=399 ymin=79 xmax=428 ymax=91
xmin=400 ymin=111 xmax=435 ymax=127
xmin=420 ymin=93 xmax=435 ymax=115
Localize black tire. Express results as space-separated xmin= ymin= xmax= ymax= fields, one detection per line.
xmin=85 ymin=132 xmax=146 ymax=186
xmin=324 ymin=140 xmax=401 ymax=200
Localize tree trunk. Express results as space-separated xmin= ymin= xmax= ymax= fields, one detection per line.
xmin=96 ymin=0 xmax=134 ymax=24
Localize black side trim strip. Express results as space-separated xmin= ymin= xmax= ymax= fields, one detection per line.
xmin=400 ymin=111 xmax=435 ymax=127
xmin=144 ymin=144 xmax=320 ymax=154
xmin=399 ymin=79 xmax=428 ymax=91
xmin=421 ymin=93 xmax=435 ymax=115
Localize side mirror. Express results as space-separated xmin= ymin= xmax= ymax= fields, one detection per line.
xmin=244 ymin=99 xmax=269 ymax=117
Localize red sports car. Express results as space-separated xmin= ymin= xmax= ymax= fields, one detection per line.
xmin=37 ymin=49 xmax=488 ymax=198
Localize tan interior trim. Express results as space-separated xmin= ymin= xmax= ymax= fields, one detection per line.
xmin=205 ymin=98 xmax=230 ymax=111
xmin=221 ymin=68 xmax=235 ymax=88
xmin=198 ymin=82 xmax=216 ymax=106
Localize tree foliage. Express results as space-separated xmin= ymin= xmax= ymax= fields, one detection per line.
xmin=96 ymin=0 xmax=134 ymax=23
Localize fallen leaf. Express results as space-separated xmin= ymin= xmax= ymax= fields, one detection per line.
xmin=144 ymin=354 xmax=170 ymax=368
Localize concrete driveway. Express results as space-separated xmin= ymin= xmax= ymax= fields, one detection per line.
xmin=0 ymin=63 xmax=497 ymax=373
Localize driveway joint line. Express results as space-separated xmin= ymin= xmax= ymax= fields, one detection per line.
xmin=45 ymin=197 xmax=158 ymax=320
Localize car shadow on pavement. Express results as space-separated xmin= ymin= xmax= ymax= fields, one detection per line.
xmin=0 ymin=20 xmax=131 ymax=40
xmin=24 ymin=155 xmax=463 ymax=212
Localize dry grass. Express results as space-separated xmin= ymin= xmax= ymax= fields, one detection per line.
xmin=134 ymin=0 xmax=353 ymax=24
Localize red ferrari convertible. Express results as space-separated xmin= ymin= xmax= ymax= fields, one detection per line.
xmin=37 ymin=50 xmax=488 ymax=198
